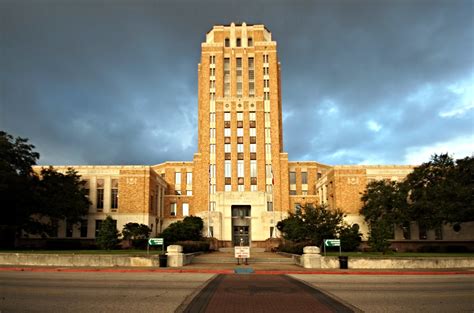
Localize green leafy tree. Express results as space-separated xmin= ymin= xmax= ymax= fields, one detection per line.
xmin=122 ymin=223 xmax=151 ymax=240
xmin=360 ymin=180 xmax=406 ymax=252
xmin=31 ymin=167 xmax=90 ymax=236
xmin=96 ymin=216 xmax=120 ymax=250
xmin=277 ymin=204 xmax=347 ymax=247
xmin=160 ymin=216 xmax=203 ymax=244
xmin=339 ymin=224 xmax=362 ymax=251
xmin=0 ymin=131 xmax=39 ymax=238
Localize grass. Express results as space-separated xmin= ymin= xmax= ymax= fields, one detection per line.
xmin=323 ymin=251 xmax=474 ymax=257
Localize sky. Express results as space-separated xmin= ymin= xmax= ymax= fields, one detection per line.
xmin=1 ymin=0 xmax=473 ymax=166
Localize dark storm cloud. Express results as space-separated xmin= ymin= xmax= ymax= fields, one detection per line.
xmin=1 ymin=0 xmax=472 ymax=166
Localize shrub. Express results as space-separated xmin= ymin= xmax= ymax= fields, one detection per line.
xmin=160 ymin=216 xmax=204 ymax=245
xmin=96 ymin=216 xmax=120 ymax=250
xmin=175 ymin=240 xmax=210 ymax=253
xmin=277 ymin=241 xmax=310 ymax=255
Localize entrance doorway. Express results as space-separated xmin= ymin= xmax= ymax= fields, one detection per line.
xmin=231 ymin=205 xmax=251 ymax=246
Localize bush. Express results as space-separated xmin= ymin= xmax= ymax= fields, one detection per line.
xmin=160 ymin=216 xmax=204 ymax=245
xmin=339 ymin=224 xmax=362 ymax=251
xmin=96 ymin=216 xmax=120 ymax=250
xmin=176 ymin=240 xmax=210 ymax=253
xmin=277 ymin=241 xmax=310 ymax=255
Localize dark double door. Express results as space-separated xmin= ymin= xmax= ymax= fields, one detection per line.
xmin=232 ymin=205 xmax=251 ymax=246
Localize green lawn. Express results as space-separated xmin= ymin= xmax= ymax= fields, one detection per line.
xmin=0 ymin=249 xmax=165 ymax=255
xmin=323 ymin=251 xmax=474 ymax=257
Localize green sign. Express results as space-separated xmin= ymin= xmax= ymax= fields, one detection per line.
xmin=148 ymin=238 xmax=164 ymax=246
xmin=324 ymin=239 xmax=340 ymax=247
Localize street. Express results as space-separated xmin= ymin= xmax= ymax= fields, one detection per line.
xmin=1 ymin=271 xmax=473 ymax=312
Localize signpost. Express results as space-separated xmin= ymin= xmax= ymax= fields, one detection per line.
xmin=323 ymin=239 xmax=341 ymax=256
xmin=235 ymin=246 xmax=250 ymax=265
xmin=147 ymin=238 xmax=164 ymax=255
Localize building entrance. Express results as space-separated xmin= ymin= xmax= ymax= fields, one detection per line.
xmin=231 ymin=205 xmax=251 ymax=246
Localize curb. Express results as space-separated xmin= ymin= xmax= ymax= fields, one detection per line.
xmin=0 ymin=267 xmax=473 ymax=275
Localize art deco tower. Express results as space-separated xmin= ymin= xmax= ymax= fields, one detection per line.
xmin=192 ymin=23 xmax=290 ymax=246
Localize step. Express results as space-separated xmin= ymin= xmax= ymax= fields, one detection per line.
xmin=219 ymin=247 xmax=266 ymax=253
xmin=191 ymin=257 xmax=295 ymax=264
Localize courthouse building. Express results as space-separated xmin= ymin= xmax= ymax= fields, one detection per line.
xmin=35 ymin=23 xmax=472 ymax=248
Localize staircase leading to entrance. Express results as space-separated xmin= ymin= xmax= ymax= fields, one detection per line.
xmin=191 ymin=249 xmax=294 ymax=264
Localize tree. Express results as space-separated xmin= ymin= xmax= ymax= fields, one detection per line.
xmin=30 ymin=167 xmax=90 ymax=236
xmin=160 ymin=216 xmax=204 ymax=244
xmin=404 ymin=154 xmax=474 ymax=229
xmin=277 ymin=204 xmax=347 ymax=247
xmin=122 ymin=223 xmax=151 ymax=240
xmin=96 ymin=216 xmax=120 ymax=250
xmin=339 ymin=224 xmax=362 ymax=251
xmin=360 ymin=180 xmax=407 ymax=252
xmin=0 ymin=131 xmax=39 ymax=236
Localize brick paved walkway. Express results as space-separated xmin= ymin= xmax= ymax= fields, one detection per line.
xmin=182 ymin=274 xmax=356 ymax=313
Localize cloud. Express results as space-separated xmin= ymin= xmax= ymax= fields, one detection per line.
xmin=404 ymin=135 xmax=474 ymax=164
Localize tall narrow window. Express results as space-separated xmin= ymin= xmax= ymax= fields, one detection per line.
xmin=95 ymin=220 xmax=103 ymax=238
xmin=224 ymin=112 xmax=231 ymax=121
xmin=210 ymin=144 xmax=216 ymax=154
xmin=111 ymin=179 xmax=118 ymax=211
xmin=248 ymin=57 xmax=255 ymax=97
xmin=80 ymin=219 xmax=88 ymax=238
xmin=250 ymin=160 xmax=257 ymax=177
xmin=187 ymin=172 xmax=192 ymax=185
xmin=210 ymin=112 xmax=215 ymax=123
xmin=96 ymin=179 xmax=104 ymax=211
xmin=182 ymin=203 xmax=189 ymax=216
xmin=225 ymin=160 xmax=231 ymax=177
xmin=267 ymin=201 xmax=273 ymax=212
xmin=209 ymin=201 xmax=216 ymax=211
xmin=248 ymin=37 xmax=253 ymax=47
xmin=250 ymin=144 xmax=256 ymax=153
xmin=210 ymin=164 xmax=216 ymax=178
xmin=170 ymin=203 xmax=176 ymax=216
xmin=289 ymin=172 xmax=296 ymax=184
xmin=224 ymin=58 xmax=230 ymax=96
xmin=83 ymin=179 xmax=90 ymax=199
xmin=236 ymin=38 xmax=241 ymax=47
xmin=225 ymin=38 xmax=230 ymax=47
xmin=175 ymin=172 xmax=181 ymax=185
xmin=238 ymin=160 xmax=244 ymax=177
xmin=210 ymin=128 xmax=215 ymax=139
xmin=301 ymin=172 xmax=308 ymax=184
xmin=236 ymin=57 xmax=242 ymax=97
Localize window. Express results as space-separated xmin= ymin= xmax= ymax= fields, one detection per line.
xmin=295 ymin=204 xmax=301 ymax=214
xmin=248 ymin=57 xmax=255 ymax=97
xmin=224 ymin=112 xmax=231 ymax=121
xmin=236 ymin=38 xmax=241 ymax=47
xmin=289 ymin=172 xmax=296 ymax=184
xmin=170 ymin=203 xmax=176 ymax=216
xmin=224 ymin=58 xmax=230 ymax=96
xmin=301 ymin=172 xmax=308 ymax=184
xmin=264 ymin=67 xmax=269 ymax=75
xmin=236 ymin=57 xmax=242 ymax=97
xmin=249 ymin=112 xmax=256 ymax=121
xmin=418 ymin=224 xmax=427 ymax=240
xmin=237 ymin=144 xmax=244 ymax=153
xmin=186 ymin=190 xmax=192 ymax=196
xmin=250 ymin=185 xmax=257 ymax=191
xmin=248 ymin=37 xmax=253 ymax=46
xmin=182 ymin=203 xmax=189 ymax=216
xmin=263 ymin=54 xmax=269 ymax=63
xmin=290 ymin=190 xmax=297 ymax=195
xmin=187 ymin=172 xmax=192 ymax=185
xmin=225 ymin=160 xmax=231 ymax=177
xmin=66 ymin=220 xmax=73 ymax=238
xmin=224 ymin=128 xmax=231 ymax=137
xmin=267 ymin=201 xmax=273 ymax=212
xmin=175 ymin=172 xmax=181 ymax=185
xmin=250 ymin=160 xmax=257 ymax=177
xmin=210 ymin=144 xmax=216 ymax=154
xmin=264 ymin=92 xmax=270 ymax=100
xmin=250 ymin=144 xmax=256 ymax=153
xmin=225 ymin=38 xmax=230 ymax=47
xmin=270 ymin=226 xmax=274 ymax=238
xmin=264 ymin=79 xmax=269 ymax=88
xmin=209 ymin=55 xmax=215 ymax=64
xmin=265 ymin=144 xmax=271 ymax=154
xmin=210 ymin=112 xmax=215 ymax=123
xmin=95 ymin=220 xmax=103 ymax=238
xmin=266 ymin=164 xmax=272 ymax=179
xmin=225 ymin=144 xmax=231 ymax=153
xmin=238 ymin=160 xmax=244 ymax=177
xmin=96 ymin=179 xmax=104 ymax=211
xmin=265 ymin=128 xmax=270 ymax=139
xmin=225 ymin=184 xmax=232 ymax=191
xmin=237 ymin=128 xmax=244 ymax=136
xmin=435 ymin=226 xmax=443 ymax=240
xmin=209 ymin=184 xmax=216 ymax=194
xmin=209 ymin=201 xmax=216 ymax=211
xmin=238 ymin=185 xmax=244 ymax=192
xmin=265 ymin=112 xmax=270 ymax=123
xmin=266 ymin=184 xmax=273 ymax=193
xmin=80 ymin=219 xmax=88 ymax=238
xmin=83 ymin=179 xmax=90 ymax=198
xmin=402 ymin=223 xmax=411 ymax=240
xmin=210 ymin=164 xmax=216 ymax=178
xmin=111 ymin=179 xmax=118 ymax=211
xmin=250 ymin=128 xmax=256 ymax=136
xmin=210 ymin=128 xmax=215 ymax=139
xmin=237 ymin=112 xmax=243 ymax=121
